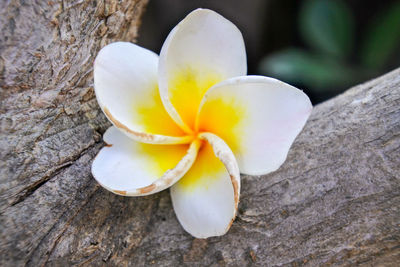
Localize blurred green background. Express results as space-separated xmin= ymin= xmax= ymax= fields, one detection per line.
xmin=138 ymin=0 xmax=400 ymax=104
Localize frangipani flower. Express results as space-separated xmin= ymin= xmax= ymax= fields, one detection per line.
xmin=92 ymin=9 xmax=312 ymax=238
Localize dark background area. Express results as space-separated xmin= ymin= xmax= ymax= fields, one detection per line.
xmin=138 ymin=0 xmax=400 ymax=104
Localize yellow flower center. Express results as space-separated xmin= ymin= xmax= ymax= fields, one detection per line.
xmin=169 ymin=66 xmax=222 ymax=132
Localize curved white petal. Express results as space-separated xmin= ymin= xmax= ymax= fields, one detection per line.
xmin=92 ymin=127 xmax=200 ymax=196
xmin=196 ymin=76 xmax=312 ymax=175
xmin=94 ymin=42 xmax=190 ymax=144
xmin=158 ymin=8 xmax=247 ymax=131
xmin=199 ymin=132 xmax=240 ymax=210
xmin=171 ymin=133 xmax=240 ymax=238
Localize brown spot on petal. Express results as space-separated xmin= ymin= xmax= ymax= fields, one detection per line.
xmin=226 ymin=174 xmax=240 ymax=232
xmin=114 ymin=190 xmax=126 ymax=195
xmin=230 ymin=175 xmax=240 ymax=210
xmin=103 ymin=107 xmax=155 ymax=141
xmin=227 ymin=217 xmax=235 ymax=230
xmin=139 ymin=184 xmax=156 ymax=194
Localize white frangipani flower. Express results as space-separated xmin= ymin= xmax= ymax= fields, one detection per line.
xmin=92 ymin=9 xmax=312 ymax=238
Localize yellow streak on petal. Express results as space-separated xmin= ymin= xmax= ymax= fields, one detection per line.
xmin=198 ymin=97 xmax=246 ymax=154
xmin=132 ymin=82 xmax=185 ymax=136
xmin=137 ymin=143 xmax=190 ymax=178
xmin=169 ymin=66 xmax=222 ymax=130
xmin=177 ymin=142 xmax=225 ymax=192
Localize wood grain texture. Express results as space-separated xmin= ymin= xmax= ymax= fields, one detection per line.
xmin=1 ymin=1 xmax=399 ymax=266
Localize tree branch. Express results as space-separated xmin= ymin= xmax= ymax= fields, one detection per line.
xmin=1 ymin=1 xmax=399 ymax=266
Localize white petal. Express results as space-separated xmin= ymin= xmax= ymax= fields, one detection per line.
xmin=171 ymin=133 xmax=240 ymax=238
xmin=94 ymin=42 xmax=190 ymax=144
xmin=92 ymin=127 xmax=200 ymax=196
xmin=158 ymin=8 xmax=247 ymax=131
xmin=196 ymin=75 xmax=312 ymax=175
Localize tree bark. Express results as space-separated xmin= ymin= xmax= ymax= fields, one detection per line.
xmin=1 ymin=1 xmax=399 ymax=266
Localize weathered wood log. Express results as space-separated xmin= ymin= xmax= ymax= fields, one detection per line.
xmin=1 ymin=1 xmax=399 ymax=266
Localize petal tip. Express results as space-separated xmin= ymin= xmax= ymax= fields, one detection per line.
xmin=188 ymin=8 xmax=216 ymax=16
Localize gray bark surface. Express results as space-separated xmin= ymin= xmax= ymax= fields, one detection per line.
xmin=1 ymin=1 xmax=399 ymax=266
